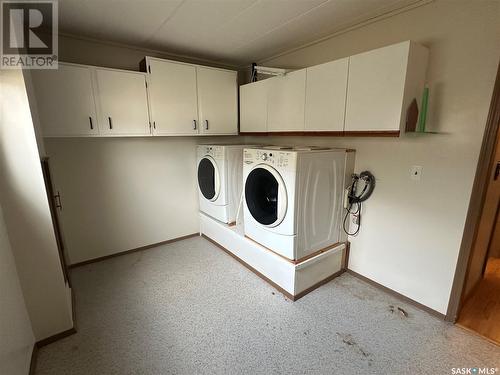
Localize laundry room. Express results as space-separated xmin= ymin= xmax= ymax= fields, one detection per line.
xmin=1 ymin=1 xmax=499 ymax=374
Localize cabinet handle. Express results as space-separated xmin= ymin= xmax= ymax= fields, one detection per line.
xmin=153 ymin=121 xmax=156 ymax=129
xmin=89 ymin=117 xmax=93 ymax=130
xmin=54 ymin=191 xmax=62 ymax=210
xmin=193 ymin=120 xmax=197 ymax=130
xmin=108 ymin=117 xmax=113 ymax=130
xmin=205 ymin=120 xmax=209 ymax=130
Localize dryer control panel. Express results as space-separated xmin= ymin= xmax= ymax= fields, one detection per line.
xmin=243 ymin=148 xmax=297 ymax=170
xmin=200 ymin=145 xmax=224 ymax=159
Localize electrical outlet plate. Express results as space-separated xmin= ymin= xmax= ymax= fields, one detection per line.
xmin=410 ymin=166 xmax=423 ymax=181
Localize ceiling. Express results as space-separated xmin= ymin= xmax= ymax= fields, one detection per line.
xmin=58 ymin=0 xmax=424 ymax=67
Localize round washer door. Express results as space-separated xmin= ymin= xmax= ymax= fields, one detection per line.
xmin=198 ymin=156 xmax=220 ymax=201
xmin=245 ymin=164 xmax=287 ymax=227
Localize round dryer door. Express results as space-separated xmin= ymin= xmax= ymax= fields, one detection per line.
xmin=245 ymin=165 xmax=287 ymax=227
xmin=198 ymin=156 xmax=220 ymax=201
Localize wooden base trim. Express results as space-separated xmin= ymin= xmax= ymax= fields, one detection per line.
xmin=69 ymin=233 xmax=200 ymax=268
xmin=346 ymin=269 xmax=445 ymax=319
xmin=202 ymin=234 xmax=345 ymax=301
xmin=244 ymin=235 xmax=342 ymax=265
xmin=240 ymin=130 xmax=400 ymax=138
xmin=294 ymin=269 xmax=345 ymax=301
xmin=202 ymin=234 xmax=295 ymax=300
xmin=35 ymin=326 xmax=77 ymax=348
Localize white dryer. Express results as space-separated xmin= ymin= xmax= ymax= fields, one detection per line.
xmin=243 ymin=146 xmax=355 ymax=261
xmin=197 ymin=144 xmax=250 ymax=224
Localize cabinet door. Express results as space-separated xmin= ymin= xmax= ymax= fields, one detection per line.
xmin=240 ymin=80 xmax=268 ymax=133
xmin=345 ymin=41 xmax=409 ymax=132
xmin=31 ymin=63 xmax=98 ymax=137
xmin=96 ymin=69 xmax=150 ymax=136
xmin=305 ymin=58 xmax=348 ymax=132
xmin=147 ymin=59 xmax=199 ymax=135
xmin=267 ymin=69 xmax=306 ymax=132
xmin=197 ymin=67 xmax=238 ymax=135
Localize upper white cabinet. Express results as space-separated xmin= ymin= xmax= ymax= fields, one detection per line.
xmin=344 ymin=41 xmax=429 ymax=134
xmin=31 ymin=63 xmax=98 ymax=137
xmin=197 ymin=67 xmax=238 ymax=135
xmin=267 ymin=69 xmax=306 ymax=132
xmin=145 ymin=57 xmax=238 ymax=136
xmin=147 ymin=59 xmax=199 ymax=136
xmin=305 ymin=58 xmax=348 ymax=132
xmin=240 ymin=79 xmax=268 ymax=133
xmin=95 ymin=68 xmax=150 ymax=136
xmin=239 ymin=40 xmax=428 ymax=136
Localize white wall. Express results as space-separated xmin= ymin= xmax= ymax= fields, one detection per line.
xmin=0 ymin=204 xmax=35 ymax=375
xmin=0 ymin=69 xmax=74 ymax=340
xmin=45 ymin=137 xmax=201 ymax=264
xmin=248 ymin=0 xmax=500 ymax=314
xmin=41 ymin=37 xmax=241 ymax=265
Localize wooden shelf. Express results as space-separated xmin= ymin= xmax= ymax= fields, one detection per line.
xmin=239 ymin=130 xmax=400 ymax=138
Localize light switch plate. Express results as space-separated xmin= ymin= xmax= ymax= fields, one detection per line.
xmin=410 ymin=166 xmax=423 ymax=181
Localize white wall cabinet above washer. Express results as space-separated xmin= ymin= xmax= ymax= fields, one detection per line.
xmin=95 ymin=68 xmax=150 ymax=136
xmin=304 ymin=58 xmax=348 ymax=132
xmin=144 ymin=57 xmax=238 ymax=136
xmin=239 ymin=79 xmax=269 ymax=133
xmin=31 ymin=63 xmax=99 ymax=137
xmin=267 ymin=69 xmax=306 ymax=132
xmin=344 ymin=41 xmax=429 ymax=134
xmin=196 ymin=67 xmax=238 ymax=135
xmin=146 ymin=59 xmax=199 ymax=136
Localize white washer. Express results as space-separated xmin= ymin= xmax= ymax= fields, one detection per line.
xmin=197 ymin=144 xmax=252 ymax=224
xmin=243 ymin=146 xmax=355 ymax=261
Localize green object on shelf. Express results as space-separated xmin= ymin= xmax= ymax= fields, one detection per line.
xmin=417 ymin=86 xmax=429 ymax=132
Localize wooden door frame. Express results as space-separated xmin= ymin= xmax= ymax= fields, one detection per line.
xmin=446 ymin=62 xmax=500 ymax=322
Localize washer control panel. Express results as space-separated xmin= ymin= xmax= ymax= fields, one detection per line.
xmin=244 ymin=148 xmax=296 ymax=170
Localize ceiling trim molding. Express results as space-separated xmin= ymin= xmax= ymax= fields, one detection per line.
xmin=57 ymin=31 xmax=241 ymax=70
xmin=253 ymin=0 xmax=434 ymax=68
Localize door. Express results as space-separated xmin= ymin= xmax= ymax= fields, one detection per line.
xmin=197 ymin=156 xmax=220 ymax=202
xmin=345 ymin=41 xmax=410 ymax=132
xmin=305 ymin=58 xmax=348 ymax=132
xmin=147 ymin=59 xmax=199 ymax=135
xmin=41 ymin=158 xmax=70 ymax=286
xmin=240 ymin=79 xmax=268 ymax=133
xmin=31 ymin=63 xmax=98 ymax=136
xmin=267 ymin=69 xmax=306 ymax=132
xmin=244 ymin=165 xmax=287 ymax=227
xmin=197 ymin=67 xmax=238 ymax=135
xmin=96 ymin=69 xmax=150 ymax=136
xmin=463 ymin=130 xmax=500 ymax=298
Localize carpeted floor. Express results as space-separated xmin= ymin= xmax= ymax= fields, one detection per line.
xmin=35 ymin=236 xmax=500 ymax=375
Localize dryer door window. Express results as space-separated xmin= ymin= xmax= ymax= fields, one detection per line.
xmin=198 ymin=156 xmax=220 ymax=201
xmin=245 ymin=165 xmax=287 ymax=227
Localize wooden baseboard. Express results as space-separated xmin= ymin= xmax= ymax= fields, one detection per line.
xmin=69 ymin=233 xmax=200 ymax=268
xmin=346 ymin=269 xmax=445 ymax=319
xmin=202 ymin=234 xmax=345 ymax=301
xmin=294 ymin=269 xmax=345 ymax=301
xmin=35 ymin=326 xmax=77 ymax=348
